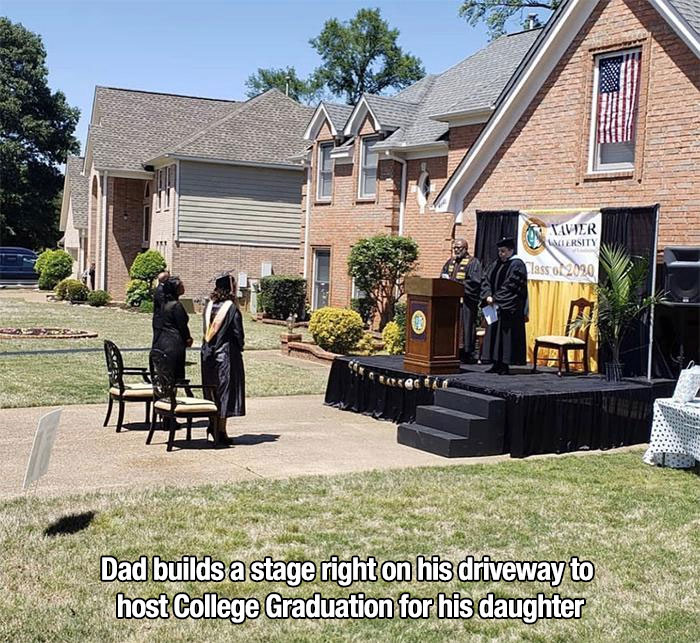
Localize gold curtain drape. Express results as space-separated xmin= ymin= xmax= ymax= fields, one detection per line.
xmin=525 ymin=280 xmax=598 ymax=371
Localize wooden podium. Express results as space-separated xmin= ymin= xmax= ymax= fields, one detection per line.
xmin=403 ymin=277 xmax=464 ymax=375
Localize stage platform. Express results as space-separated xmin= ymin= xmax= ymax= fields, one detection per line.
xmin=324 ymin=355 xmax=675 ymax=458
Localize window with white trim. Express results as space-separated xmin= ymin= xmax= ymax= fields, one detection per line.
xmin=588 ymin=48 xmax=641 ymax=173
xmin=142 ymin=206 xmax=151 ymax=245
xmin=359 ymin=136 xmax=379 ymax=198
xmin=312 ymin=248 xmax=330 ymax=310
xmin=165 ymin=166 xmax=171 ymax=209
xmin=317 ymin=142 xmax=333 ymax=201
xmin=156 ymin=169 xmax=163 ymax=210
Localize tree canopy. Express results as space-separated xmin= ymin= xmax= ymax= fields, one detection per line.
xmin=244 ymin=66 xmax=322 ymax=104
xmin=0 ymin=18 xmax=80 ymax=250
xmin=458 ymin=0 xmax=558 ymax=40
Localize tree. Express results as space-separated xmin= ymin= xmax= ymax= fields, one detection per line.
xmin=0 ymin=18 xmax=80 ymax=250
xmin=244 ymin=66 xmax=322 ymax=104
xmin=348 ymin=235 xmax=419 ymax=329
xmin=458 ymin=0 xmax=559 ymax=40
xmin=310 ymin=8 xmax=425 ymax=104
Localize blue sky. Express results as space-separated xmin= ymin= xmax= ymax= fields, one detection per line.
xmin=3 ymin=1 xmax=534 ymax=154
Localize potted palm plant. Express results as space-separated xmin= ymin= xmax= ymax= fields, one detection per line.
xmin=573 ymin=244 xmax=665 ymax=382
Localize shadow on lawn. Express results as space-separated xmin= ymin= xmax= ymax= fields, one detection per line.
xmin=44 ymin=511 xmax=96 ymax=537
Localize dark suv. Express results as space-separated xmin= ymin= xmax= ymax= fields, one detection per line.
xmin=0 ymin=247 xmax=39 ymax=283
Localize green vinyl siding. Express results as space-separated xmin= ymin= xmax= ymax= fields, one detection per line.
xmin=178 ymin=161 xmax=302 ymax=247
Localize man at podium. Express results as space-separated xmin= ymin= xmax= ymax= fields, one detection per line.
xmin=440 ymin=238 xmax=483 ymax=362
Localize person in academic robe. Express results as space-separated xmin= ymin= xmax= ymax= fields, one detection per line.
xmin=200 ymin=272 xmax=246 ymax=445
xmin=152 ymin=277 xmax=192 ymax=381
xmin=151 ymin=270 xmax=171 ymax=350
xmin=480 ymin=237 xmax=528 ymax=375
xmin=441 ymin=238 xmax=483 ymax=362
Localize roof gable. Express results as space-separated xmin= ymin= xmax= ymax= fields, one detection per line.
xmin=60 ymin=155 xmax=89 ymax=230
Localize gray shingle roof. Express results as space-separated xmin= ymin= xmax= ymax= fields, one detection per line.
xmin=669 ymin=0 xmax=700 ymax=33
xmin=153 ymin=89 xmax=315 ymax=166
xmin=65 ymin=155 xmax=89 ymax=229
xmin=364 ymin=94 xmax=420 ymax=130
xmin=89 ymin=87 xmax=239 ymax=171
xmin=375 ymin=29 xmax=541 ymax=150
xmin=324 ymin=102 xmax=354 ymax=133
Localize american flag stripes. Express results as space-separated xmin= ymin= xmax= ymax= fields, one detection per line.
xmin=596 ymin=51 xmax=641 ymax=144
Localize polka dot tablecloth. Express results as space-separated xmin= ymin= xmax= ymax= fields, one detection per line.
xmin=643 ymin=398 xmax=700 ymax=468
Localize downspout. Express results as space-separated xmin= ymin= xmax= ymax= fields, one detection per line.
xmin=100 ymin=171 xmax=109 ymax=290
xmin=302 ymin=157 xmax=312 ymax=278
xmin=174 ymin=159 xmax=180 ymax=243
xmin=384 ymin=152 xmax=407 ymax=235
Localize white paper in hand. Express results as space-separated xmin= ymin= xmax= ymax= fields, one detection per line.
xmin=483 ymin=304 xmax=499 ymax=326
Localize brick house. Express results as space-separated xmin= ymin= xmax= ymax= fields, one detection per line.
xmin=61 ymin=87 xmax=312 ymax=298
xmin=300 ymin=30 xmax=540 ymax=309
xmin=435 ymin=0 xmax=699 ymax=252
xmin=59 ymin=155 xmax=89 ymax=278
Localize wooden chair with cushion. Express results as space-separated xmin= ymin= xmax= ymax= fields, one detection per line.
xmin=147 ymin=349 xmax=219 ymax=451
xmin=532 ymin=298 xmax=594 ymax=376
xmin=103 ymin=340 xmax=153 ymax=431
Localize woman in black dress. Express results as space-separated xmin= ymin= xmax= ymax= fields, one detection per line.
xmin=152 ymin=277 xmax=192 ymax=380
xmin=201 ymin=273 xmax=245 ymax=445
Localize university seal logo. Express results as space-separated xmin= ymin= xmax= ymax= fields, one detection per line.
xmin=410 ymin=310 xmax=427 ymax=335
xmin=522 ymin=217 xmax=547 ymax=256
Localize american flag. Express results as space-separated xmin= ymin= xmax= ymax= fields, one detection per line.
xmin=597 ymin=51 xmax=641 ymax=144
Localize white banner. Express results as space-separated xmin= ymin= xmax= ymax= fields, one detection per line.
xmin=518 ymin=210 xmax=601 ymax=283
xmin=23 ymin=408 xmax=62 ymax=490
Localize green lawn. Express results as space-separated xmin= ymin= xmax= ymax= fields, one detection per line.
xmin=0 ymin=297 xmax=307 ymax=353
xmin=1 ymin=452 xmax=698 ymax=641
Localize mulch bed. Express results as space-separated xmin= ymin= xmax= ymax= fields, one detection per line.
xmin=0 ymin=328 xmax=98 ymax=339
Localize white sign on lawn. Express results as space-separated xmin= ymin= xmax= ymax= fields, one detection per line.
xmin=518 ymin=210 xmax=602 ymax=283
xmin=23 ymin=408 xmax=62 ymax=490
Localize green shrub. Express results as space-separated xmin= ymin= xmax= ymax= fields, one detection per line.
xmin=36 ymin=249 xmax=73 ymax=290
xmin=88 ymin=290 xmax=111 ymax=307
xmin=54 ymin=278 xmax=72 ymax=300
xmin=55 ymin=278 xmax=88 ymax=302
xmin=355 ymin=332 xmax=377 ymax=356
xmin=258 ymin=275 xmax=307 ymax=320
xmin=129 ymin=250 xmax=166 ymax=283
xmin=308 ymin=307 xmax=364 ymax=354
xmin=139 ymin=299 xmax=154 ymax=314
xmin=350 ymin=297 xmax=375 ymax=325
xmin=125 ymin=279 xmax=152 ymax=307
xmin=393 ymin=300 xmax=407 ymax=335
xmin=382 ymin=320 xmax=405 ymax=355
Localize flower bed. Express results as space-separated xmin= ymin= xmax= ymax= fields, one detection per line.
xmin=0 ymin=327 xmax=98 ymax=339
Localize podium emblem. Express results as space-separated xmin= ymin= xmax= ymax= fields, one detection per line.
xmin=411 ymin=310 xmax=427 ymax=335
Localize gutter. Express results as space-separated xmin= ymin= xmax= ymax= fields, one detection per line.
xmin=147 ymin=154 xmax=302 ymax=172
xmin=384 ymin=152 xmax=407 ymax=236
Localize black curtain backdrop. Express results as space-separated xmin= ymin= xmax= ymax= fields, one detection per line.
xmin=474 ymin=206 xmax=659 ymax=376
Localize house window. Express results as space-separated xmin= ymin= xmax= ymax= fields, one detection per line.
xmin=359 ymin=136 xmax=379 ymax=198
xmin=589 ymin=48 xmax=641 ymax=173
xmin=417 ymin=170 xmax=431 ymax=213
xmin=156 ymin=170 xmax=162 ymax=210
xmin=312 ymin=248 xmax=330 ymax=310
xmin=142 ymin=206 xmax=151 ymax=246
xmin=316 ymin=142 xmax=333 ymax=201
xmin=165 ymin=167 xmax=170 ymax=209
xmin=351 ymin=278 xmax=366 ymax=300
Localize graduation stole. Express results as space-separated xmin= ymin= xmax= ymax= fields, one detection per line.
xmin=204 ymin=300 xmax=234 ymax=343
xmin=449 ymin=256 xmax=473 ymax=281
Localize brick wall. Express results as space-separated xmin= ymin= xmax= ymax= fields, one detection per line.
xmin=172 ymin=241 xmax=299 ymax=300
xmin=105 ymin=177 xmax=147 ymax=296
xmin=459 ymin=0 xmax=700 ymax=252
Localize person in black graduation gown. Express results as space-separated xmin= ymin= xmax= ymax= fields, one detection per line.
xmin=480 ymin=237 xmax=528 ymax=374
xmin=152 ymin=277 xmax=192 ymax=380
xmin=440 ymin=238 xmax=483 ymax=362
xmin=200 ymin=272 xmax=245 ymax=445
xmin=151 ymin=270 xmax=170 ymax=352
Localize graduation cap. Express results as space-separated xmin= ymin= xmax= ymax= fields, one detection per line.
xmin=213 ymin=270 xmax=236 ymax=293
xmin=496 ymin=236 xmax=515 ymax=250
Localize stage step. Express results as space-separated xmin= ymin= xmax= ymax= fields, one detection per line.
xmin=397 ymin=423 xmax=476 ymax=458
xmin=415 ymin=405 xmax=487 ymax=437
xmin=434 ymin=388 xmax=505 ymax=421
xmin=397 ymin=387 xmax=505 ymax=458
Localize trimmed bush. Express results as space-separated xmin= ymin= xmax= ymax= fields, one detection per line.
xmin=308 ymin=307 xmax=364 ymax=354
xmin=350 ymin=297 xmax=375 ymax=325
xmin=129 ymin=250 xmax=166 ymax=283
xmin=65 ymin=280 xmax=89 ymax=303
xmin=36 ymin=249 xmax=73 ymax=290
xmin=258 ymin=275 xmax=307 ymax=320
xmin=88 ymin=290 xmax=111 ymax=307
xmin=382 ymin=320 xmax=405 ymax=355
xmin=355 ymin=332 xmax=377 ymax=356
xmin=139 ymin=299 xmax=154 ymax=314
xmin=54 ymin=278 xmax=72 ymax=301
xmin=126 ymin=279 xmax=152 ymax=307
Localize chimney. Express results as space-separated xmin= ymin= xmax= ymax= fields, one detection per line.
xmin=527 ymin=13 xmax=537 ymax=30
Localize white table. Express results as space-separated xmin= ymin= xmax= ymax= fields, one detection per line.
xmin=643 ymin=398 xmax=700 ymax=468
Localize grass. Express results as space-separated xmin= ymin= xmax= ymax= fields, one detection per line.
xmin=0 ymin=350 xmax=329 ymax=408
xmin=0 ymin=297 xmax=308 ymax=353
xmin=1 ymin=452 xmax=698 ymax=641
